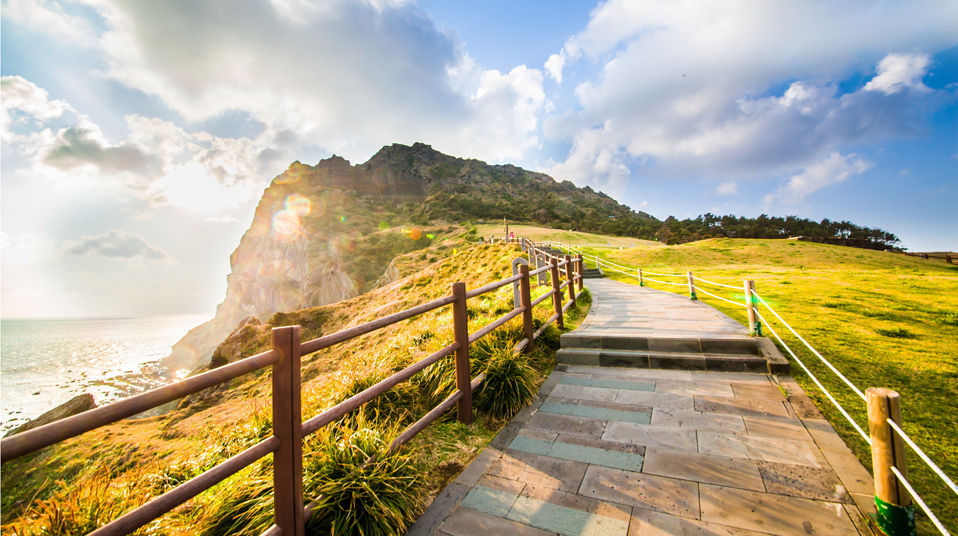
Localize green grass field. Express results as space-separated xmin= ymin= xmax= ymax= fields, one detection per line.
xmin=548 ymin=233 xmax=956 ymax=534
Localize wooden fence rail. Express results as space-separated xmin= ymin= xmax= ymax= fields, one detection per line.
xmin=0 ymin=237 xmax=583 ymax=536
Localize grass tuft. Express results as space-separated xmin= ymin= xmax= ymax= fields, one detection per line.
xmin=875 ymin=327 xmax=917 ymax=339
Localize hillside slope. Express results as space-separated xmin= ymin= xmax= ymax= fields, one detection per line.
xmin=3 ymin=242 xmax=588 ymax=534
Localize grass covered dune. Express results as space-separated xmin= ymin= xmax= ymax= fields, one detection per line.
xmin=585 ymin=237 xmax=957 ymax=534
xmin=1 ymin=243 xmax=591 ymax=535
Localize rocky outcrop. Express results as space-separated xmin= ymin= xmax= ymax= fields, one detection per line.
xmin=4 ymin=394 xmax=96 ymax=437
xmin=162 ymin=142 xmax=657 ymax=372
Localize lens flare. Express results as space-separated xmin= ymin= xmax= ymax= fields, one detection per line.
xmin=340 ymin=216 xmax=346 ymax=222
xmin=272 ymin=210 xmax=300 ymax=238
xmin=284 ymin=194 xmax=311 ymax=216
xmin=378 ymin=221 xmax=390 ymax=230
xmin=426 ymin=233 xmax=435 ymax=239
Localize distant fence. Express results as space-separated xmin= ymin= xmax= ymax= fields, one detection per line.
xmin=544 ymin=240 xmax=956 ymax=536
xmin=0 ymin=239 xmax=585 ymax=536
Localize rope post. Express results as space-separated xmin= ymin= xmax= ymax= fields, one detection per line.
xmin=271 ymin=326 xmax=304 ymax=536
xmin=550 ymin=258 xmax=565 ymax=329
xmin=687 ymin=271 xmax=697 ymax=300
xmin=638 ymin=267 xmax=643 ymax=287
xmin=451 ymin=282 xmax=473 ymax=424
xmin=519 ymin=264 xmax=535 ymax=353
xmin=564 ymin=255 xmax=575 ymax=303
xmin=744 ymin=280 xmax=761 ymax=336
xmin=576 ymin=254 xmax=584 ymax=291
xmin=866 ymin=388 xmax=915 ymax=536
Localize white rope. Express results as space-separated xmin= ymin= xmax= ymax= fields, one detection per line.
xmin=755 ymin=310 xmax=872 ymax=444
xmin=752 ymin=291 xmax=867 ymax=401
xmin=696 ymin=286 xmax=747 ymax=307
xmin=888 ymin=419 xmax=958 ymax=497
xmin=890 ymin=466 xmax=951 ymax=536
xmin=692 ymin=275 xmax=742 ymax=290
xmin=643 ymin=270 xmax=685 ymax=277
xmin=642 ymin=276 xmax=689 ymax=286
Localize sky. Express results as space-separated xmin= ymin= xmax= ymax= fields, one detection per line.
xmin=1 ymin=0 xmax=956 ymax=318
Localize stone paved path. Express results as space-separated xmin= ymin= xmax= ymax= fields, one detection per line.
xmin=409 ymin=281 xmax=877 ymax=536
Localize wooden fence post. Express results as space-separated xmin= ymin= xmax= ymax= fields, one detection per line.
xmin=564 ymin=255 xmax=575 ymax=303
xmin=451 ymin=282 xmax=473 ymax=424
xmin=866 ymin=388 xmax=914 ymax=536
xmin=576 ymin=254 xmax=584 ymax=292
xmin=519 ymin=264 xmax=534 ymax=352
xmin=744 ymin=280 xmax=759 ymax=336
xmin=638 ymin=267 xmax=644 ymax=287
xmin=550 ymin=258 xmax=564 ymax=329
xmin=687 ymin=271 xmax=697 ymax=300
xmin=271 ymin=326 xmax=304 ymax=536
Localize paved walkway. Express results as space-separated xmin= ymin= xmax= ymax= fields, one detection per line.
xmin=409 ymin=281 xmax=876 ymax=536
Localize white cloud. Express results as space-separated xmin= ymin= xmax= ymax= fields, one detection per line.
xmin=716 ymin=181 xmax=738 ymax=196
xmin=864 ymin=53 xmax=931 ymax=95
xmin=764 ymin=152 xmax=871 ymax=204
xmin=1 ymin=75 xmax=73 ymax=138
xmin=1 ymin=0 xmax=95 ymax=44
xmin=68 ymin=0 xmax=546 ymax=164
xmin=68 ymin=230 xmax=169 ymax=260
xmin=544 ymin=0 xmax=957 ymax=186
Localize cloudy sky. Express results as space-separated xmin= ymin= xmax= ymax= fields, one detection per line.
xmin=2 ymin=0 xmax=956 ymax=318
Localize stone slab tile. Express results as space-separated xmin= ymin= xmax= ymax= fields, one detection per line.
xmin=642 ymin=447 xmax=765 ymax=491
xmin=698 ymin=431 xmax=821 ymax=467
xmin=560 ymin=375 xmax=654 ymax=392
xmin=440 ymin=506 xmax=556 ymax=536
xmin=819 ymin=445 xmax=875 ymax=497
xmin=526 ymin=412 xmax=605 ymax=438
xmin=651 ymin=408 xmax=746 ymax=433
xmin=568 ymin=365 xmax=692 ymax=380
xmin=699 ymin=483 xmax=857 ymax=535
xmin=757 ymin=460 xmax=852 ymax=503
xmin=614 ymin=390 xmax=695 ymax=410
xmin=540 ymin=400 xmax=651 ymax=425
xmin=555 ymin=434 xmax=646 ymax=456
xmin=655 ymin=379 xmax=735 ymax=397
xmin=521 ymin=484 xmax=632 ymax=523
xmin=507 ymin=494 xmax=629 ymax=536
xmin=550 ymin=383 xmax=618 ymax=403
xmin=742 ymin=415 xmax=812 ymax=441
xmin=603 ymin=421 xmax=698 ymax=451
xmin=579 ymin=465 xmax=700 ymax=518
xmin=454 ymin=447 xmax=503 ymax=487
xmin=509 ymin=435 xmax=645 ymax=472
xmin=491 ymin=449 xmax=589 ymax=493
xmin=691 ymin=371 xmax=772 ymax=383
xmin=628 ymin=508 xmax=771 ymax=536
xmin=461 ymin=482 xmax=522 ymax=517
xmin=733 ymin=383 xmax=786 ymax=400
xmin=801 ymin=418 xmax=852 ymax=450
xmin=407 ymin=482 xmax=471 ymax=536
xmin=694 ymin=395 xmax=790 ymax=418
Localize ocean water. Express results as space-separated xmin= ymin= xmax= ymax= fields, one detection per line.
xmin=0 ymin=315 xmax=209 ymax=433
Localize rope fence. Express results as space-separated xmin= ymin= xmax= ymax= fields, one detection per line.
xmin=538 ymin=238 xmax=956 ymax=536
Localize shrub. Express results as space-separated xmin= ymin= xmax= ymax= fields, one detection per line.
xmin=305 ymin=418 xmax=424 ymax=535
xmin=475 ymin=351 xmax=538 ymax=420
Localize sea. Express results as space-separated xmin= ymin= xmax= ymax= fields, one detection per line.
xmin=0 ymin=315 xmax=209 ymax=434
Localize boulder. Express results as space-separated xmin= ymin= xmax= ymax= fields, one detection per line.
xmin=5 ymin=393 xmax=96 ymax=437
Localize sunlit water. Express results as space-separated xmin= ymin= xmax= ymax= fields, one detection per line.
xmin=0 ymin=315 xmax=208 ymax=433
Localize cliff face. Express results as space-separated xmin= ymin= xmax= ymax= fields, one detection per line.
xmin=162 ymin=142 xmax=657 ymax=372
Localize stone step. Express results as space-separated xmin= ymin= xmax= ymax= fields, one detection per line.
xmin=556 ymin=347 xmax=784 ymax=373
xmin=561 ymin=333 xmax=763 ymax=355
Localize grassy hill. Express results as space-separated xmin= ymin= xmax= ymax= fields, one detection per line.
xmin=2 ymin=243 xmax=590 ymax=535
xmin=537 ymin=230 xmax=956 ymax=533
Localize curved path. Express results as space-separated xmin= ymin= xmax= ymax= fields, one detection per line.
xmin=410 ymin=279 xmax=876 ymax=536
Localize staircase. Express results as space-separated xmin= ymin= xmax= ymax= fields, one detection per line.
xmin=535 ymin=246 xmax=604 ymax=279
xmin=556 ymin=279 xmax=789 ymax=373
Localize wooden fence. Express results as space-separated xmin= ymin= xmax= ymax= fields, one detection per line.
xmin=0 ymin=238 xmax=583 ymax=536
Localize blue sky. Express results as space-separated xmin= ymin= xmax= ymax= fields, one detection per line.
xmin=1 ymin=0 xmax=956 ymax=317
